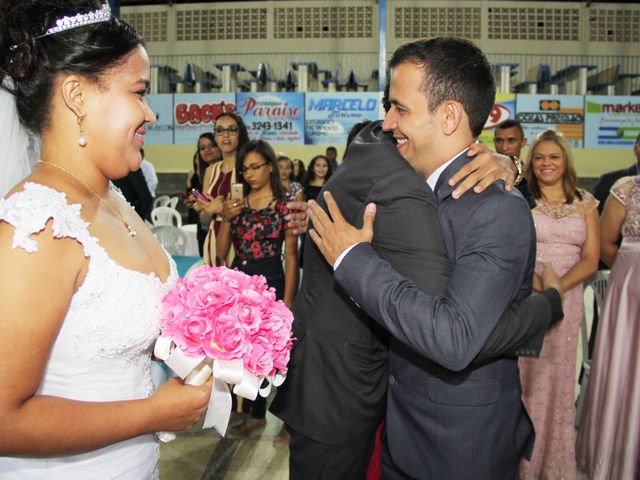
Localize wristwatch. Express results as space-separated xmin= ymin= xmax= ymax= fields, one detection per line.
xmin=508 ymin=154 xmax=525 ymax=186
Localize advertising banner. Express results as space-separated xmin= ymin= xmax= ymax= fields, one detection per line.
xmin=584 ymin=96 xmax=640 ymax=148
xmin=304 ymin=92 xmax=382 ymax=145
xmin=173 ymin=93 xmax=236 ymax=145
xmin=236 ymin=92 xmax=305 ymax=144
xmin=516 ymin=94 xmax=584 ymax=148
xmin=145 ymin=94 xmax=174 ymax=145
xmin=479 ymin=93 xmax=516 ymax=146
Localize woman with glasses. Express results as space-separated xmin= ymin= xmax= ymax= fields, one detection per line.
xmin=195 ymin=112 xmax=249 ymax=265
xmin=216 ymin=140 xmax=298 ymax=438
xmin=186 ymin=132 xmax=220 ymax=255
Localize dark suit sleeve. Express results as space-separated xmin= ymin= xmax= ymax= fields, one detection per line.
xmin=114 ymin=170 xmax=154 ymax=221
xmin=335 ymin=192 xmax=534 ymax=372
xmin=517 ymin=179 xmax=537 ymax=210
xmin=474 ymin=288 xmax=563 ymax=362
xmin=593 ymin=173 xmax=614 ymax=214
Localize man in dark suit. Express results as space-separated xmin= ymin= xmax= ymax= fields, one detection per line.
xmin=271 ymin=44 xmax=562 ymax=480
xmin=308 ymin=37 xmax=551 ymax=479
xmin=112 ymin=168 xmax=154 ymax=221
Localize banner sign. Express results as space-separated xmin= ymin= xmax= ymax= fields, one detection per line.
xmin=480 ymin=93 xmax=516 ymax=146
xmin=304 ymin=92 xmax=382 ymax=145
xmin=516 ymin=94 xmax=584 ymax=148
xmin=584 ymin=96 xmax=640 ymax=148
xmin=236 ymin=92 xmax=305 ymax=144
xmin=146 ymin=94 xmax=174 ymax=145
xmin=173 ymin=93 xmax=236 ymax=145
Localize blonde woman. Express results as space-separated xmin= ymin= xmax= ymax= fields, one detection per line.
xmin=518 ymin=130 xmax=599 ymax=479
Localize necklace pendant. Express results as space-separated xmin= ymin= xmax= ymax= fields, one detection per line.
xmin=125 ymin=223 xmax=137 ymax=237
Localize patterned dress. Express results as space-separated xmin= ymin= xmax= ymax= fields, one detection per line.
xmin=518 ymin=189 xmax=597 ymax=480
xmin=230 ymin=199 xmax=288 ymax=299
xmin=577 ymin=176 xmax=640 ymax=480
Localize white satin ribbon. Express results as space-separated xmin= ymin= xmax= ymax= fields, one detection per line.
xmin=153 ymin=336 xmax=282 ymax=437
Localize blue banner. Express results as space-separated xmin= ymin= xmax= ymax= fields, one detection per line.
xmin=584 ymin=96 xmax=640 ymax=148
xmin=173 ymin=93 xmax=236 ymax=145
xmin=236 ymin=92 xmax=305 ymax=144
xmin=304 ymin=92 xmax=382 ymax=145
xmin=516 ymin=94 xmax=584 ymax=148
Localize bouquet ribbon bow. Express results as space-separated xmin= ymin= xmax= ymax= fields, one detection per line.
xmin=154 ymin=336 xmax=286 ymax=436
xmin=154 ymin=265 xmax=293 ymax=437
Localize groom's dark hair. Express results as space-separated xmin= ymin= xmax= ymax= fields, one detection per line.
xmin=389 ymin=37 xmax=495 ymax=138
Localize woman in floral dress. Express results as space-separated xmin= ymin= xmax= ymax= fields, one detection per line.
xmin=518 ymin=130 xmax=600 ymax=480
xmin=216 ymin=139 xmax=298 ymax=437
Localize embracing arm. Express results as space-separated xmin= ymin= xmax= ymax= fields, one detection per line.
xmin=333 ymin=196 xmax=532 ymax=372
xmin=448 ymin=143 xmax=517 ymax=199
xmin=0 ymin=222 xmax=210 ymax=456
xmin=474 ymin=288 xmax=563 ymax=362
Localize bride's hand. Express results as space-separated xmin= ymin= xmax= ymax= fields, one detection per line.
xmin=148 ymin=377 xmax=212 ymax=431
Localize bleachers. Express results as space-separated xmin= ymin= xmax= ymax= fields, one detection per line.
xmin=514 ymin=64 xmax=559 ymax=94
xmin=148 ymin=59 xmax=639 ymax=96
xmin=587 ymin=65 xmax=620 ymax=95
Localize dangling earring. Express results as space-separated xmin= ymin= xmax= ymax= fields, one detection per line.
xmin=78 ymin=116 xmax=87 ymax=147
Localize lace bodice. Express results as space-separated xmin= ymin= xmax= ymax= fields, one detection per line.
xmin=0 ymin=182 xmax=177 ymax=479
xmin=611 ymin=176 xmax=640 ymax=239
xmin=533 ymin=189 xmax=598 ymax=270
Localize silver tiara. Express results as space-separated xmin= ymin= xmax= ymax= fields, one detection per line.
xmin=38 ymin=2 xmax=112 ymax=39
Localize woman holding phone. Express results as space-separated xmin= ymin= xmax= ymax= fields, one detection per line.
xmin=186 ymin=132 xmax=220 ymax=255
xmin=216 ymin=140 xmax=298 ymax=437
xmin=195 ymin=112 xmax=249 ymax=265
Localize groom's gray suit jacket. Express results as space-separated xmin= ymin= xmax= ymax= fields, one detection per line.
xmin=271 ymin=122 xmax=561 ymax=463
xmin=335 ymin=148 xmax=539 ymax=479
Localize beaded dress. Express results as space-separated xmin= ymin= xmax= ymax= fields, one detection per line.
xmin=518 ymin=189 xmax=597 ymax=480
xmin=0 ymin=183 xmax=177 ymax=479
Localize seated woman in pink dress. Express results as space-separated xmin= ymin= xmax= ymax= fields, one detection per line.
xmin=518 ymin=130 xmax=600 ymax=480
xmin=576 ymin=172 xmax=640 ymax=480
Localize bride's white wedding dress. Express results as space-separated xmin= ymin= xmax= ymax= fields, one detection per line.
xmin=0 ymin=183 xmax=177 ymax=479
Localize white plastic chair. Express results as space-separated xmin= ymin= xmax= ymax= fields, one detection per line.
xmin=167 ymin=196 xmax=180 ymax=209
xmin=151 ymin=206 xmax=182 ymax=228
xmin=153 ymin=195 xmax=171 ymax=209
xmin=575 ymin=270 xmax=610 ymax=426
xmin=151 ymin=225 xmax=187 ymax=256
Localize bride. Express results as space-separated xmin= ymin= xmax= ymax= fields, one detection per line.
xmin=0 ymin=1 xmax=211 ymax=478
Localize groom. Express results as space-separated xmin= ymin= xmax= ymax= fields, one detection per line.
xmin=308 ymin=37 xmax=545 ymax=479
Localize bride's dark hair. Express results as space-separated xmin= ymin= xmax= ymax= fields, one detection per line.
xmin=0 ymin=0 xmax=143 ymax=134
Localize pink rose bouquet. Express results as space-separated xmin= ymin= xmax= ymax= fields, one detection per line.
xmin=153 ymin=265 xmax=294 ymax=435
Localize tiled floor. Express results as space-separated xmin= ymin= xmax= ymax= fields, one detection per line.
xmin=159 ymin=410 xmax=289 ymax=480
xmin=159 ymin=410 xmax=589 ymax=479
